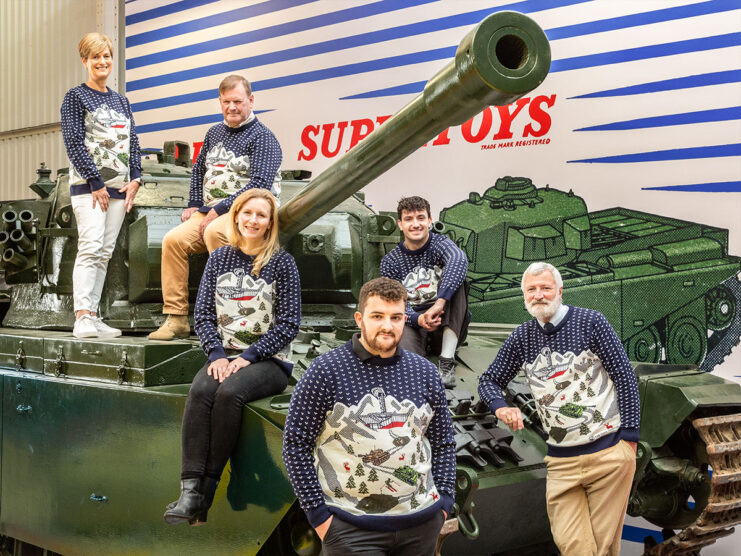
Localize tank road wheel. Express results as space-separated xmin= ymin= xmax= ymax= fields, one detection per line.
xmin=666 ymin=316 xmax=707 ymax=366
xmin=626 ymin=326 xmax=662 ymax=364
xmin=644 ymin=412 xmax=741 ymax=555
xmin=705 ymin=285 xmax=736 ymax=331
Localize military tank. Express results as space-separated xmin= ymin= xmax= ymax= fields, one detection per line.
xmin=437 ymin=176 xmax=741 ymax=372
xmin=0 ymin=10 xmax=739 ymax=556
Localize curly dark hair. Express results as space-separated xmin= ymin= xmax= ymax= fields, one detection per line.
xmin=358 ymin=277 xmax=408 ymax=313
xmin=396 ymin=196 xmax=431 ymax=220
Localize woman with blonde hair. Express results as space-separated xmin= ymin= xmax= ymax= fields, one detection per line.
xmin=61 ymin=32 xmax=141 ymax=338
xmin=164 ymin=188 xmax=300 ymax=525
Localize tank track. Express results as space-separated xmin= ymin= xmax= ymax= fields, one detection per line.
xmin=644 ymin=412 xmax=741 ymax=555
xmin=701 ymin=275 xmax=741 ymax=372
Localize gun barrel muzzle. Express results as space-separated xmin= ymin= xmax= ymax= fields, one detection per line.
xmin=19 ymin=210 xmax=35 ymax=234
xmin=3 ymin=247 xmax=29 ymax=268
xmin=2 ymin=209 xmax=17 ymax=230
xmin=10 ymin=229 xmax=33 ymax=252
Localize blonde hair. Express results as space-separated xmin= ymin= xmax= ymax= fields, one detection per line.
xmin=228 ymin=189 xmax=279 ymax=277
xmin=78 ymin=32 xmax=114 ymax=59
xmin=219 ymin=75 xmax=252 ymax=96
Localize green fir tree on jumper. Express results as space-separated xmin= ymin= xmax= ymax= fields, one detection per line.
xmin=346 ymin=445 xmax=355 ymax=455
xmin=355 ymin=463 xmax=365 ymax=477
xmin=579 ymin=423 xmax=589 ymax=436
xmin=587 ymin=387 xmax=595 ymax=397
xmin=573 ymin=392 xmax=581 ymax=402
xmin=346 ymin=476 xmax=356 ymax=490
xmin=410 ymin=496 xmax=419 ymax=509
xmin=593 ymin=410 xmax=603 ymax=423
xmin=358 ymin=482 xmax=368 ymax=495
xmin=333 ymin=487 xmax=344 ymax=499
xmin=579 ymin=382 xmax=586 ymax=392
xmin=368 ymin=469 xmax=379 ymax=482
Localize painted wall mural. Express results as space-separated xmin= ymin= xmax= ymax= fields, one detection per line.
xmin=125 ymin=0 xmax=741 ymax=382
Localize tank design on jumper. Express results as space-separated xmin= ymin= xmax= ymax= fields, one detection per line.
xmin=0 ymin=11 xmax=739 ymax=556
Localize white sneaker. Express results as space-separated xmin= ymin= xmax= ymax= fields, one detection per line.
xmin=73 ymin=315 xmax=99 ymax=338
xmin=92 ymin=316 xmax=122 ymax=338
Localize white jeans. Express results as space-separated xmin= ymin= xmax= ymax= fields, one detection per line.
xmin=70 ymin=194 xmax=126 ymax=313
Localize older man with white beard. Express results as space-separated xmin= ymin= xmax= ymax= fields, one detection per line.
xmin=478 ymin=262 xmax=640 ymax=556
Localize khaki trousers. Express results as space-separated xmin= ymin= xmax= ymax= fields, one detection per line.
xmin=544 ymin=440 xmax=636 ymax=556
xmin=161 ymin=211 xmax=231 ymax=315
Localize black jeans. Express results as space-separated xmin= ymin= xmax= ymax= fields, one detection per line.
xmin=400 ymin=282 xmax=471 ymax=356
xmin=322 ymin=512 xmax=445 ymax=556
xmin=180 ymin=359 xmax=288 ymax=479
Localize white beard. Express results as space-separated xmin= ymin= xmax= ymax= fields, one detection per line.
xmin=526 ymin=297 xmax=561 ymax=321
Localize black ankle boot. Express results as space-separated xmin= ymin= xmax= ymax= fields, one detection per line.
xmin=190 ymin=476 xmax=220 ymax=525
xmin=163 ymin=478 xmax=205 ymax=525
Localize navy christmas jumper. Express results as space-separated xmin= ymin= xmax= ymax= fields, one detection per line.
xmin=188 ymin=118 xmax=282 ymax=215
xmin=194 ymin=246 xmax=301 ymax=376
xmin=282 ymin=337 xmax=456 ymax=532
xmin=61 ymin=84 xmax=142 ymax=199
xmin=380 ymin=233 xmax=468 ymax=327
xmin=479 ymin=306 xmax=640 ymax=458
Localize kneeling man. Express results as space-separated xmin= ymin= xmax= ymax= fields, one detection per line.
xmin=479 ymin=262 xmax=639 ymax=556
xmin=283 ymin=277 xmax=455 ymax=556
xmin=381 ymin=196 xmax=469 ymax=388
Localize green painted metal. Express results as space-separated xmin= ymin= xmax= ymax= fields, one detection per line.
xmin=636 ymin=363 xmax=741 ymax=447
xmin=438 ymin=176 xmax=741 ymax=371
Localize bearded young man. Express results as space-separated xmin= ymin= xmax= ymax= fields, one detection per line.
xmin=283 ymin=277 xmax=455 ymax=555
xmin=478 ymin=262 xmax=640 ymax=556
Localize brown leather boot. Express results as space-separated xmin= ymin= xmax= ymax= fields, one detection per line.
xmin=148 ymin=315 xmax=190 ymax=340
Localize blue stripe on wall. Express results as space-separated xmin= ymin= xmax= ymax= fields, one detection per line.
xmin=547 ymin=0 xmax=739 ymax=41
xmin=127 ymin=0 xmax=441 ymax=78
xmin=552 ymin=32 xmax=741 ymax=72
xmin=571 ymin=69 xmax=741 ymax=98
xmin=568 ymin=143 xmax=741 ymax=163
xmin=127 ymin=0 xmax=591 ymax=70
xmin=135 ymin=109 xmax=273 ymax=134
xmin=341 ymin=81 xmax=426 ymax=100
xmin=621 ymin=525 xmax=662 ymax=545
xmin=642 ymin=181 xmax=741 ymax=192
xmin=126 ymin=0 xmax=318 ymax=47
xmin=130 ymin=46 xmax=456 ymax=112
xmin=125 ymin=0 xmax=222 ymax=25
xmin=575 ymin=107 xmax=741 ymax=131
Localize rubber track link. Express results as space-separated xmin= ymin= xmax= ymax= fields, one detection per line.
xmin=644 ymin=413 xmax=741 ymax=555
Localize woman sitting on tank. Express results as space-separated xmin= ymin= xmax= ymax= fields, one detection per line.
xmin=164 ymin=188 xmax=301 ymax=525
xmin=61 ymin=32 xmax=142 ymax=339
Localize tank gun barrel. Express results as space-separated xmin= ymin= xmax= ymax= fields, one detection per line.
xmin=278 ymin=10 xmax=550 ymax=241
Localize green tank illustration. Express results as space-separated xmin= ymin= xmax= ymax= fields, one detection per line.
xmin=0 ymin=11 xmax=739 ymax=556
xmin=437 ymin=176 xmax=741 ymax=372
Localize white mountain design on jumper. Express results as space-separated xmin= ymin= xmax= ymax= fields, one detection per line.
xmin=402 ymin=265 xmax=443 ymax=306
xmin=202 ymin=142 xmax=282 ymax=206
xmin=313 ymin=387 xmax=441 ymax=517
xmin=215 ymin=268 xmax=275 ymax=350
xmin=69 ymin=104 xmax=131 ymax=188
xmin=525 ymin=348 xmax=621 ymax=446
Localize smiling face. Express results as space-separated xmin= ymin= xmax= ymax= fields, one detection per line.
xmin=398 ymin=209 xmax=432 ymax=249
xmin=523 ymin=270 xmax=563 ymax=322
xmin=236 ymin=197 xmax=272 ymax=243
xmin=83 ymin=48 xmax=112 ymax=83
xmin=220 ymin=83 xmax=254 ymax=127
xmin=354 ymin=295 xmax=406 ymax=358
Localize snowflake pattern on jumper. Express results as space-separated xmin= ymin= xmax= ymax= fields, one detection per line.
xmin=401 ymin=265 xmax=443 ymax=307
xmin=314 ymin=386 xmax=440 ymax=517
xmin=202 ymin=142 xmax=281 ymax=206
